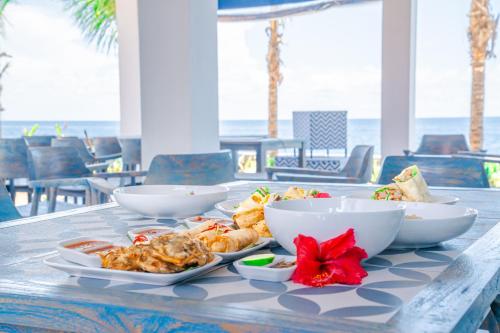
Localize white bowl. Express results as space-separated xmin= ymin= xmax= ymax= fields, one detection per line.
xmin=113 ymin=185 xmax=229 ymax=218
xmin=390 ymin=202 xmax=477 ymax=248
xmin=347 ymin=190 xmax=459 ymax=205
xmin=264 ymin=198 xmax=405 ymax=258
xmin=234 ymin=255 xmax=296 ymax=282
xmin=214 ymin=199 xmax=241 ymax=217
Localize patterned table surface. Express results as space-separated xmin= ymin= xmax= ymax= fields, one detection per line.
xmin=0 ymin=181 xmax=499 ymax=333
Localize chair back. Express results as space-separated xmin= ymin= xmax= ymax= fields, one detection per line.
xmin=144 ymin=151 xmax=235 ymax=185
xmin=0 ymin=184 xmax=21 ymax=222
xmin=51 ymin=137 xmax=95 ymax=164
xmin=119 ymin=138 xmax=141 ymax=170
xmin=92 ymin=137 xmax=122 ymax=158
xmin=27 ymin=147 xmax=91 ymax=181
xmin=378 ymin=155 xmax=489 ymax=188
xmin=0 ymin=139 xmax=29 ymax=179
xmin=342 ymin=145 xmax=374 ymax=182
xmin=415 ymin=134 xmax=470 ymax=155
xmin=24 ymin=135 xmax=56 ymax=147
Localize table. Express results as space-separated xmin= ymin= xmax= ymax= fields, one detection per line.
xmin=0 ymin=182 xmax=499 ymax=332
xmin=220 ymin=137 xmax=305 ymax=173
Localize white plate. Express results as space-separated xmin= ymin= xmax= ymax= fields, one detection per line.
xmin=234 ymin=255 xmax=296 ymax=282
xmin=390 ymin=202 xmax=477 ymax=248
xmin=214 ymin=199 xmax=240 ymax=217
xmin=215 ymin=238 xmax=271 ymax=263
xmin=346 ymin=190 xmax=459 ymax=205
xmin=183 ymin=216 xmax=234 ymax=229
xmin=114 ymin=185 xmax=229 ymax=218
xmin=44 ymin=254 xmax=223 ymax=286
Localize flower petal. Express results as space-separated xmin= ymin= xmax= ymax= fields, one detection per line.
xmin=323 ymin=247 xmax=368 ymax=285
xmin=319 ymin=228 xmax=356 ymax=261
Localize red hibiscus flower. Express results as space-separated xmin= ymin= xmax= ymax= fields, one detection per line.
xmin=314 ymin=192 xmax=331 ymax=198
xmin=291 ymin=229 xmax=368 ymax=287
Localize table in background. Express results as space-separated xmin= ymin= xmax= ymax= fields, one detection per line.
xmin=220 ymin=137 xmax=305 ymax=173
xmin=0 ymin=182 xmax=499 ymax=332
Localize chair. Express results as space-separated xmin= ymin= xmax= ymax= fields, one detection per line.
xmin=266 ymin=145 xmax=373 ymax=184
xmin=24 ymin=135 xmax=56 ymax=147
xmin=88 ymin=151 xmax=235 ymax=201
xmin=0 ymin=139 xmax=31 ymax=202
xmin=378 ymin=155 xmax=489 ymax=188
xmin=51 ymin=137 xmax=95 ymax=164
xmin=406 ymin=134 xmax=471 ymax=156
xmin=275 ymin=111 xmax=347 ymax=171
xmin=119 ymin=138 xmax=141 ymax=171
xmin=92 ymin=137 xmax=122 ymax=160
xmin=0 ymin=183 xmax=21 ymax=222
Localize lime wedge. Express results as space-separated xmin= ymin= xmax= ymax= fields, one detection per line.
xmin=242 ymin=254 xmax=275 ymax=266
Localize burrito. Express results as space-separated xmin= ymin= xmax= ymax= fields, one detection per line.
xmin=252 ymin=219 xmax=273 ymax=238
xmin=181 ymin=220 xmax=218 ymax=238
xmin=393 ymin=165 xmax=431 ymax=202
xmin=196 ymin=228 xmax=259 ymax=252
xmin=372 ymin=183 xmax=407 ymax=201
xmin=233 ymin=206 xmax=265 ymax=229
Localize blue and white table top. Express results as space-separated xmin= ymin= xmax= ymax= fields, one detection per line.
xmin=0 ymin=182 xmax=499 ymax=333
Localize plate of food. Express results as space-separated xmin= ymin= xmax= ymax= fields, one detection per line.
xmin=46 ymin=233 xmax=222 ymax=286
xmin=180 ymin=220 xmax=270 ymax=262
xmin=347 ymin=165 xmax=459 ymax=204
xmin=390 ymin=202 xmax=477 ymax=248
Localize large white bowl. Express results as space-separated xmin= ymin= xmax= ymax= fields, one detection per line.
xmin=264 ymin=198 xmax=405 ymax=258
xmin=113 ymin=185 xmax=229 ymax=218
xmin=391 ymin=202 xmax=477 ymax=248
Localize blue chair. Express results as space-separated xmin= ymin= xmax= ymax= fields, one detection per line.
xmin=119 ymin=138 xmax=141 ymax=171
xmin=0 ymin=183 xmax=21 ymax=222
xmin=88 ymin=151 xmax=235 ymax=201
xmin=51 ymin=137 xmax=95 ymax=164
xmin=24 ymin=135 xmax=56 ymax=147
xmin=378 ymin=155 xmax=489 ymax=188
xmin=0 ymin=138 xmax=31 ymax=202
xmin=266 ymin=145 xmax=373 ymax=184
xmin=92 ymin=137 xmax=122 ymax=160
xmin=405 ymin=134 xmax=472 ymax=156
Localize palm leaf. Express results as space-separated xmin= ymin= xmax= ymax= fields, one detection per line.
xmin=64 ymin=0 xmax=117 ymax=52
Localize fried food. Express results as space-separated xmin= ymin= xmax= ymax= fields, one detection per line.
xmin=233 ymin=207 xmax=265 ymax=229
xmin=99 ymin=233 xmax=213 ymax=273
xmin=252 ymin=220 xmax=272 ymax=238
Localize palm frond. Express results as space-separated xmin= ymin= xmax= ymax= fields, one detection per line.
xmin=64 ymin=0 xmax=117 ymax=53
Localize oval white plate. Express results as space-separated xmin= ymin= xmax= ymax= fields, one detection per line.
xmin=234 ymin=255 xmax=296 ymax=282
xmin=44 ymin=254 xmax=223 ymax=286
xmin=346 ymin=190 xmax=459 ymax=205
xmin=114 ymin=185 xmax=229 ymax=218
xmin=214 ymin=199 xmax=241 ymax=217
xmin=390 ymin=202 xmax=477 ymax=248
xmin=215 ymin=238 xmax=271 ymax=263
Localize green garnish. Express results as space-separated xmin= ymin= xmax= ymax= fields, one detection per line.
xmin=242 ymin=254 xmax=275 ymax=266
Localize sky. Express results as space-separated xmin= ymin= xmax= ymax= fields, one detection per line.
xmin=1 ymin=0 xmax=500 ymax=121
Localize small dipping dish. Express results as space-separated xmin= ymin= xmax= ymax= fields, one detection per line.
xmin=234 ymin=255 xmax=296 ymax=282
xmin=57 ymin=236 xmax=125 ymax=267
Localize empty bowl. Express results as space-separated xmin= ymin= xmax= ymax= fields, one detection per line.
xmin=264 ymin=198 xmax=405 ymax=258
xmin=391 ymin=202 xmax=477 ymax=248
xmin=113 ymin=185 xmax=229 ymax=218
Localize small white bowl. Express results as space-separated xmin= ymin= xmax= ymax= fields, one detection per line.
xmin=57 ymin=236 xmax=127 ymax=268
xmin=113 ymin=185 xmax=229 ymax=218
xmin=264 ymin=198 xmax=405 ymax=258
xmin=234 ymin=255 xmax=296 ymax=282
xmin=214 ymin=199 xmax=240 ymax=217
xmin=390 ymin=202 xmax=477 ymax=248
xmin=183 ymin=216 xmax=234 ymax=229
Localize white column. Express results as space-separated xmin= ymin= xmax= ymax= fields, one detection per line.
xmin=116 ymin=0 xmax=141 ymax=137
xmin=381 ymin=0 xmax=417 ymax=157
xmin=116 ymin=0 xmax=220 ymax=167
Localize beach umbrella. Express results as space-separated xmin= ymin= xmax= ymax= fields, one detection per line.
xmin=468 ymin=0 xmax=498 ymax=151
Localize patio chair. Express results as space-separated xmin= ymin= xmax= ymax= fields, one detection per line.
xmin=24 ymin=135 xmax=57 ymax=147
xmin=119 ymin=138 xmax=141 ymax=171
xmin=0 ymin=183 xmax=21 ymax=222
xmin=405 ymin=134 xmax=471 ymax=156
xmin=266 ymin=145 xmax=373 ymax=184
xmin=51 ymin=137 xmax=109 ymax=172
xmin=88 ymin=151 xmax=235 ymax=201
xmin=378 ymin=155 xmax=489 ymax=188
xmin=0 ymin=138 xmax=32 ymax=202
xmin=92 ymin=136 xmax=122 ymax=160
xmin=27 ymin=146 xmax=144 ymax=215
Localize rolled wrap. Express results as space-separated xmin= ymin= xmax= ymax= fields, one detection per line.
xmin=197 ymin=228 xmax=259 ymax=253
xmin=393 ymin=165 xmax=431 ymax=202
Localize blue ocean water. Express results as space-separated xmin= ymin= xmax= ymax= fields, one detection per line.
xmin=2 ymin=118 xmax=499 ymax=155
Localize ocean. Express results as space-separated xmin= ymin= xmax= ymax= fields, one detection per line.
xmin=2 ymin=117 xmax=499 ymax=155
